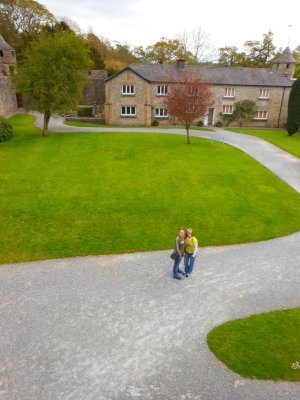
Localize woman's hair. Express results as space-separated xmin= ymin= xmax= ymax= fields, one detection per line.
xmin=179 ymin=227 xmax=185 ymax=232
xmin=186 ymin=227 xmax=193 ymax=238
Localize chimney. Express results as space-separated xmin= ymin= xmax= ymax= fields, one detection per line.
xmin=177 ymin=59 xmax=185 ymax=69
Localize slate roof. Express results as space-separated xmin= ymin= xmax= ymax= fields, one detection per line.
xmin=272 ymin=47 xmax=297 ymax=65
xmin=107 ymin=62 xmax=293 ymax=88
xmin=0 ymin=35 xmax=14 ymax=51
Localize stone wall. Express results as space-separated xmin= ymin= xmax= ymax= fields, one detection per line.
xmin=105 ymin=70 xmax=152 ymax=125
xmin=81 ymin=70 xmax=107 ymax=114
xmin=105 ymin=71 xmax=292 ymax=127
xmin=0 ymin=77 xmax=17 ymax=117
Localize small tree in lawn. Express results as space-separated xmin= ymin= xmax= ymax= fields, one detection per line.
xmin=287 ymin=79 xmax=300 ymax=136
xmin=231 ymin=100 xmax=256 ymax=127
xmin=14 ymin=29 xmax=93 ymax=136
xmin=164 ymin=70 xmax=213 ymax=144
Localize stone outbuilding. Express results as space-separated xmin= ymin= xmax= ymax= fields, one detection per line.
xmin=105 ymin=48 xmax=296 ymax=127
xmin=0 ymin=35 xmax=18 ymax=117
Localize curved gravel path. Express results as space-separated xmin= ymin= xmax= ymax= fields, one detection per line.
xmin=1 ymin=113 xmax=300 ymax=399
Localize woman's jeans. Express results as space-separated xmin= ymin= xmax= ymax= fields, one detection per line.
xmin=173 ymin=255 xmax=182 ymax=278
xmin=184 ymin=253 xmax=195 ymax=275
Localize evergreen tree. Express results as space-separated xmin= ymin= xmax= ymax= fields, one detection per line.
xmin=287 ymin=79 xmax=300 ymax=135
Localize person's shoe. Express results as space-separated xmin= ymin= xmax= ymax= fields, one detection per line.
xmin=173 ymin=276 xmax=182 ymax=280
xmin=185 ymin=274 xmax=189 ymax=278
xmin=178 ymin=269 xmax=184 ymax=274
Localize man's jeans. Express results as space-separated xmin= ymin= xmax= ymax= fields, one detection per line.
xmin=184 ymin=253 xmax=195 ymax=276
xmin=173 ymin=255 xmax=182 ymax=278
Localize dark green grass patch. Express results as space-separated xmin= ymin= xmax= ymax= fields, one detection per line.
xmin=207 ymin=308 xmax=300 ymax=381
xmin=1 ymin=114 xmax=300 ymax=263
xmin=227 ymin=128 xmax=300 ymax=158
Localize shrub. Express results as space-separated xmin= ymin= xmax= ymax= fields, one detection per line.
xmin=151 ymin=119 xmax=159 ymax=126
xmin=0 ymin=116 xmax=13 ymax=142
xmin=197 ymin=120 xmax=204 ymax=127
xmin=215 ymin=120 xmax=223 ymax=127
xmin=77 ymin=106 xmax=93 ymax=117
xmin=287 ymin=79 xmax=300 ymax=136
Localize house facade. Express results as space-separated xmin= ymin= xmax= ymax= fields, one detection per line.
xmin=105 ymin=48 xmax=296 ymax=127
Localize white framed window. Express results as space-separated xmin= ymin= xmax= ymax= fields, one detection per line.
xmin=224 ymin=87 xmax=235 ymax=98
xmin=254 ymin=111 xmax=268 ymax=120
xmin=122 ymin=85 xmax=135 ymax=95
xmin=155 ymin=108 xmax=168 ymax=117
xmin=157 ymin=85 xmax=168 ymax=95
xmin=121 ymin=106 xmax=136 ymax=116
xmin=222 ymin=105 xmax=233 ymax=114
xmin=258 ymin=88 xmax=270 ymax=99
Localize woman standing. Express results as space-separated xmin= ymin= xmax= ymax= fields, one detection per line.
xmin=184 ymin=228 xmax=198 ymax=277
xmin=173 ymin=228 xmax=185 ymax=280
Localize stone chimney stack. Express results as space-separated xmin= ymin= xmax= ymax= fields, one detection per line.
xmin=177 ymin=59 xmax=185 ymax=69
xmin=272 ymin=47 xmax=297 ymax=79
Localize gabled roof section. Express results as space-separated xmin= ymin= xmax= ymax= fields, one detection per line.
xmin=0 ymin=35 xmax=14 ymax=51
xmin=105 ymin=66 xmax=152 ymax=83
xmin=128 ymin=63 xmax=293 ymax=87
xmin=273 ymin=47 xmax=297 ymax=65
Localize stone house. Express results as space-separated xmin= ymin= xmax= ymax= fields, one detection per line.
xmin=105 ymin=48 xmax=297 ymax=127
xmin=0 ymin=35 xmax=18 ymax=117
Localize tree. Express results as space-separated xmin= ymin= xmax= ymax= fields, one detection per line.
xmin=218 ymin=46 xmax=246 ymax=67
xmin=163 ymin=70 xmax=213 ymax=144
xmin=218 ymin=31 xmax=276 ymax=68
xmin=177 ymin=27 xmax=213 ymax=63
xmin=244 ymin=30 xmax=276 ymax=66
xmin=14 ymin=29 xmax=93 ymax=136
xmin=134 ymin=37 xmax=189 ymax=64
xmin=230 ymin=100 xmax=256 ymax=127
xmin=0 ymin=0 xmax=54 ymax=57
xmin=287 ymin=79 xmax=300 ymax=135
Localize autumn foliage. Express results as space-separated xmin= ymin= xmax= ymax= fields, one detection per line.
xmin=164 ymin=69 xmax=213 ymax=143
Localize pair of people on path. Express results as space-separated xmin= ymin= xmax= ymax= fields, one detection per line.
xmin=173 ymin=227 xmax=198 ymax=280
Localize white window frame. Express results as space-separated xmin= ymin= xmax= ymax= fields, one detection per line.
xmin=121 ymin=106 xmax=136 ymax=117
xmin=155 ymin=108 xmax=168 ymax=118
xmin=224 ymin=87 xmax=235 ymax=98
xmin=157 ymin=85 xmax=168 ymax=95
xmin=222 ymin=105 xmax=233 ymax=114
xmin=122 ymin=85 xmax=135 ymax=95
xmin=254 ymin=111 xmax=268 ymax=120
xmin=258 ymin=88 xmax=270 ymax=99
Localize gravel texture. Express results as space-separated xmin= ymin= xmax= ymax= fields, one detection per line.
xmin=1 ymin=234 xmax=300 ymax=399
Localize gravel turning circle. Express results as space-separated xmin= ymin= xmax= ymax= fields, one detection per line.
xmin=1 ymin=234 xmax=300 ymax=399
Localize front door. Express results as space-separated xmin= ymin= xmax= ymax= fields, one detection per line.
xmin=207 ymin=108 xmax=215 ymax=125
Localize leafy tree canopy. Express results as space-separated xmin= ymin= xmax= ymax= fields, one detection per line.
xmin=14 ymin=29 xmax=93 ymax=136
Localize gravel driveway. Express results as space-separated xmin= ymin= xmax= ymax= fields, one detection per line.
xmin=1 ymin=114 xmax=300 ymax=399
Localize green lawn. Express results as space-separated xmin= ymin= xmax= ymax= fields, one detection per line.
xmin=207 ymin=308 xmax=300 ymax=381
xmin=64 ymin=120 xmax=214 ymax=131
xmin=1 ymin=114 xmax=300 ymax=263
xmin=227 ymin=128 xmax=300 ymax=158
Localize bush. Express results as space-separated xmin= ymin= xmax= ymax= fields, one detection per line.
xmin=215 ymin=120 xmax=223 ymax=127
xmin=77 ymin=106 xmax=93 ymax=117
xmin=151 ymin=119 xmax=159 ymax=126
xmin=0 ymin=116 xmax=13 ymax=142
xmin=287 ymin=79 xmax=300 ymax=136
xmin=197 ymin=120 xmax=204 ymax=127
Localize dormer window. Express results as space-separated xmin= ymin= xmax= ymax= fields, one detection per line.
xmin=224 ymin=87 xmax=235 ymax=98
xmin=122 ymin=85 xmax=135 ymax=95
xmin=258 ymin=88 xmax=270 ymax=99
xmin=157 ymin=85 xmax=168 ymax=95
